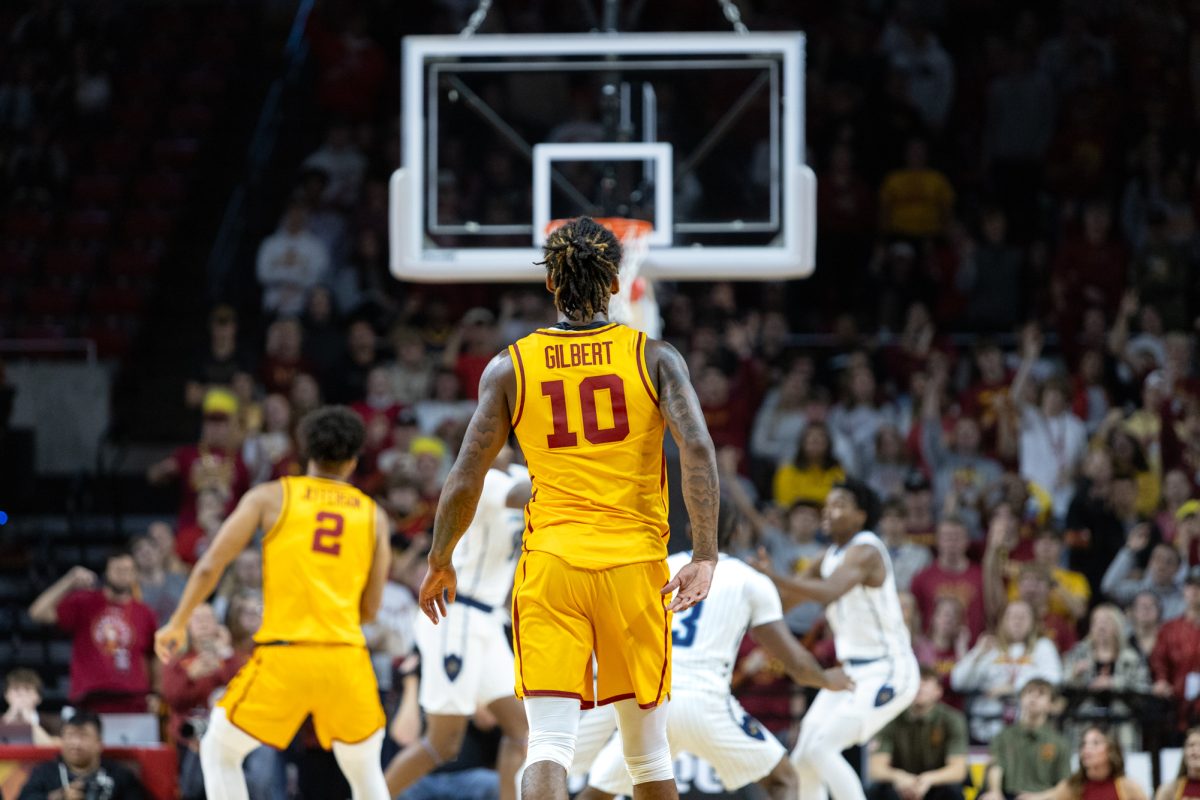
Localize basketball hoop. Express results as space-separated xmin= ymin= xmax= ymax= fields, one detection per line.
xmin=543 ymin=217 xmax=661 ymax=339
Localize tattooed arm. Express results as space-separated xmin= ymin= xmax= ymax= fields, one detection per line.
xmin=647 ymin=339 xmax=718 ymax=611
xmin=418 ymin=351 xmax=515 ymax=624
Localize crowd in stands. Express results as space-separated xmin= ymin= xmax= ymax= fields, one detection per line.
xmin=9 ymin=0 xmax=1200 ymax=797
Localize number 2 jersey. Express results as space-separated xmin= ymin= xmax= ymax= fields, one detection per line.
xmin=509 ymin=321 xmax=669 ymax=569
xmin=254 ymin=475 xmax=379 ymax=647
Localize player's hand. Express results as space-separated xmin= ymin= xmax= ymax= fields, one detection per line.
xmin=419 ymin=562 xmax=457 ymax=624
xmin=663 ymin=558 xmax=714 ymax=612
xmin=821 ymin=667 xmax=854 ymax=692
xmin=155 ymin=621 xmax=188 ymax=664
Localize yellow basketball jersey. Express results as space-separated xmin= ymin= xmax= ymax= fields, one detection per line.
xmin=255 ymin=476 xmax=377 ymax=646
xmin=510 ymin=322 xmax=669 ymax=569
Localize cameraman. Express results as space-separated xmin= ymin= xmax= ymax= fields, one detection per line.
xmin=17 ymin=712 xmax=144 ymax=800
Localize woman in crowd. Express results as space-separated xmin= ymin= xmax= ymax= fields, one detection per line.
xmin=916 ymin=596 xmax=971 ymax=708
xmin=1022 ymin=727 xmax=1147 ymax=800
xmin=1154 ymin=728 xmax=1200 ymax=800
xmin=1128 ymin=591 xmax=1163 ymax=659
xmin=773 ymin=420 xmax=846 ymax=507
xmin=1062 ymin=604 xmax=1151 ymax=749
xmin=951 ymin=599 xmax=1062 ymax=741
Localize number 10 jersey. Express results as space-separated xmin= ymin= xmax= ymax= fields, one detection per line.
xmin=509 ymin=321 xmax=669 ymax=570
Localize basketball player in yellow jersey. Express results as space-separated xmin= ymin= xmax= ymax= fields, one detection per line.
xmin=154 ymin=407 xmax=392 ymax=800
xmin=419 ymin=216 xmax=719 ymax=800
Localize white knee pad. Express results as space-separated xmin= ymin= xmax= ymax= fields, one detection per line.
xmin=200 ymin=708 xmax=262 ymax=800
xmin=523 ymin=696 xmax=581 ymax=772
xmin=613 ymin=699 xmax=673 ymax=785
xmin=331 ymin=729 xmax=390 ymax=800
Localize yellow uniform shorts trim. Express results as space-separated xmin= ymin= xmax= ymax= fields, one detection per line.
xmin=512 ymin=550 xmax=672 ymax=709
xmin=217 ymin=643 xmax=385 ymax=750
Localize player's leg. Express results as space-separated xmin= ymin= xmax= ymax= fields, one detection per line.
xmin=207 ymin=648 xmax=309 ymax=800
xmin=522 ymin=695 xmax=582 ymax=800
xmin=386 ymin=607 xmax=478 ymax=795
xmin=488 ymin=695 xmax=529 ymax=800
xmin=311 ymin=646 xmax=390 ymax=800
xmin=791 ymin=687 xmax=864 ymax=800
xmin=513 ymin=552 xmax=600 ymax=799
xmin=612 ymin=699 xmax=676 ymax=800
xmin=200 ymin=708 xmax=264 ymax=800
xmin=384 ymin=713 xmax=469 ymax=796
xmin=569 ymin=703 xmax=618 ymax=780
xmin=576 ymin=721 xmax=632 ymax=799
xmin=593 ymin=560 xmax=676 ymax=799
xmin=674 ymin=692 xmax=791 ymax=800
xmin=758 ymin=756 xmax=799 ymax=800
xmin=331 ymin=728 xmax=390 ymax=800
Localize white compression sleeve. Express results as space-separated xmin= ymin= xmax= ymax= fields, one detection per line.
xmin=331 ymin=728 xmax=390 ymax=800
xmin=200 ymin=708 xmax=261 ymax=800
xmin=523 ymin=695 xmax=581 ymax=772
xmin=612 ymin=698 xmax=672 ymax=785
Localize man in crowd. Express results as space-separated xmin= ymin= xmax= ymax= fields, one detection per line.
xmin=1150 ymin=566 xmax=1200 ymax=733
xmin=911 ymin=518 xmax=987 ymax=639
xmin=29 ymin=555 xmax=158 ymax=713
xmin=146 ymin=388 xmax=250 ymax=530
xmin=979 ymin=679 xmax=1071 ymax=800
xmin=1102 ymin=527 xmax=1186 ymax=620
xmin=16 ymin=712 xmax=146 ymax=800
xmin=868 ymin=667 xmax=968 ymax=800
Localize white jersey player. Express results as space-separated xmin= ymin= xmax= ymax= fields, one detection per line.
xmin=384 ymin=447 xmax=530 ymax=800
xmin=764 ymin=480 xmax=919 ymax=800
xmin=573 ymin=512 xmax=851 ymax=800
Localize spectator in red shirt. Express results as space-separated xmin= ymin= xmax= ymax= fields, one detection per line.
xmin=350 ymin=366 xmax=404 ymax=428
xmin=1150 ymin=567 xmax=1200 ymax=733
xmin=258 ymin=317 xmax=311 ymax=395
xmin=1052 ymin=200 xmax=1127 ymax=330
xmin=146 ymin=389 xmax=250 ymax=529
xmin=161 ymin=603 xmax=241 ymax=744
xmin=27 ymin=554 xmax=158 ymax=713
xmin=958 ymin=339 xmax=1013 ymax=456
xmin=306 ymin=11 xmax=388 ymax=122
xmin=911 ymin=517 xmax=988 ymax=640
xmin=442 ymin=308 xmax=499 ymax=402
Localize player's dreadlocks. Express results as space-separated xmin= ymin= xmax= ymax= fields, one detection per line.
xmin=538 ymin=216 xmax=623 ymax=321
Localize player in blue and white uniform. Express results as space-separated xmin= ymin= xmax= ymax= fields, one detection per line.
xmin=384 ymin=445 xmax=530 ymax=800
xmin=572 ymin=503 xmax=851 ymax=800
xmin=762 ymin=478 xmax=919 ymax=800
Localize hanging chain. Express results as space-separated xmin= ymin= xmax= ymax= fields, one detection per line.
xmin=459 ymin=0 xmax=493 ymax=37
xmin=715 ymin=0 xmax=750 ymax=33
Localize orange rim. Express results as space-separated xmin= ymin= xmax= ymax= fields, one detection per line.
xmin=545 ymin=216 xmax=653 ymax=242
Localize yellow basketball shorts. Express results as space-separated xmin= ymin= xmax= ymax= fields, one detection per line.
xmin=511 ymin=550 xmax=672 ymax=708
xmin=217 ymin=643 xmax=385 ymax=749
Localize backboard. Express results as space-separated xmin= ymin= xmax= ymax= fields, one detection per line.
xmin=390 ymin=32 xmax=815 ymax=282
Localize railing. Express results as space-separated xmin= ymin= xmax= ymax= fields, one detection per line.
xmin=0 ymin=339 xmax=98 ymax=364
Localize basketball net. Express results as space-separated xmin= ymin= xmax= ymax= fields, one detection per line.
xmin=545 ymin=217 xmax=661 ymax=339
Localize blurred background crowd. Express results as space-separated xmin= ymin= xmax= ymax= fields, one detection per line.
xmin=7 ymin=0 xmax=1200 ymax=797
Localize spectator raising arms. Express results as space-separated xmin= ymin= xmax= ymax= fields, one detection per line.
xmin=28 ymin=555 xmax=158 ymax=714
xmin=1009 ymin=327 xmax=1088 ymax=519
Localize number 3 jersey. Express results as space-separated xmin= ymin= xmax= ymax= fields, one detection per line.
xmin=509 ymin=321 xmax=669 ymax=569
xmin=255 ymin=475 xmax=379 ymax=647
xmin=668 ymin=551 xmax=784 ymax=694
